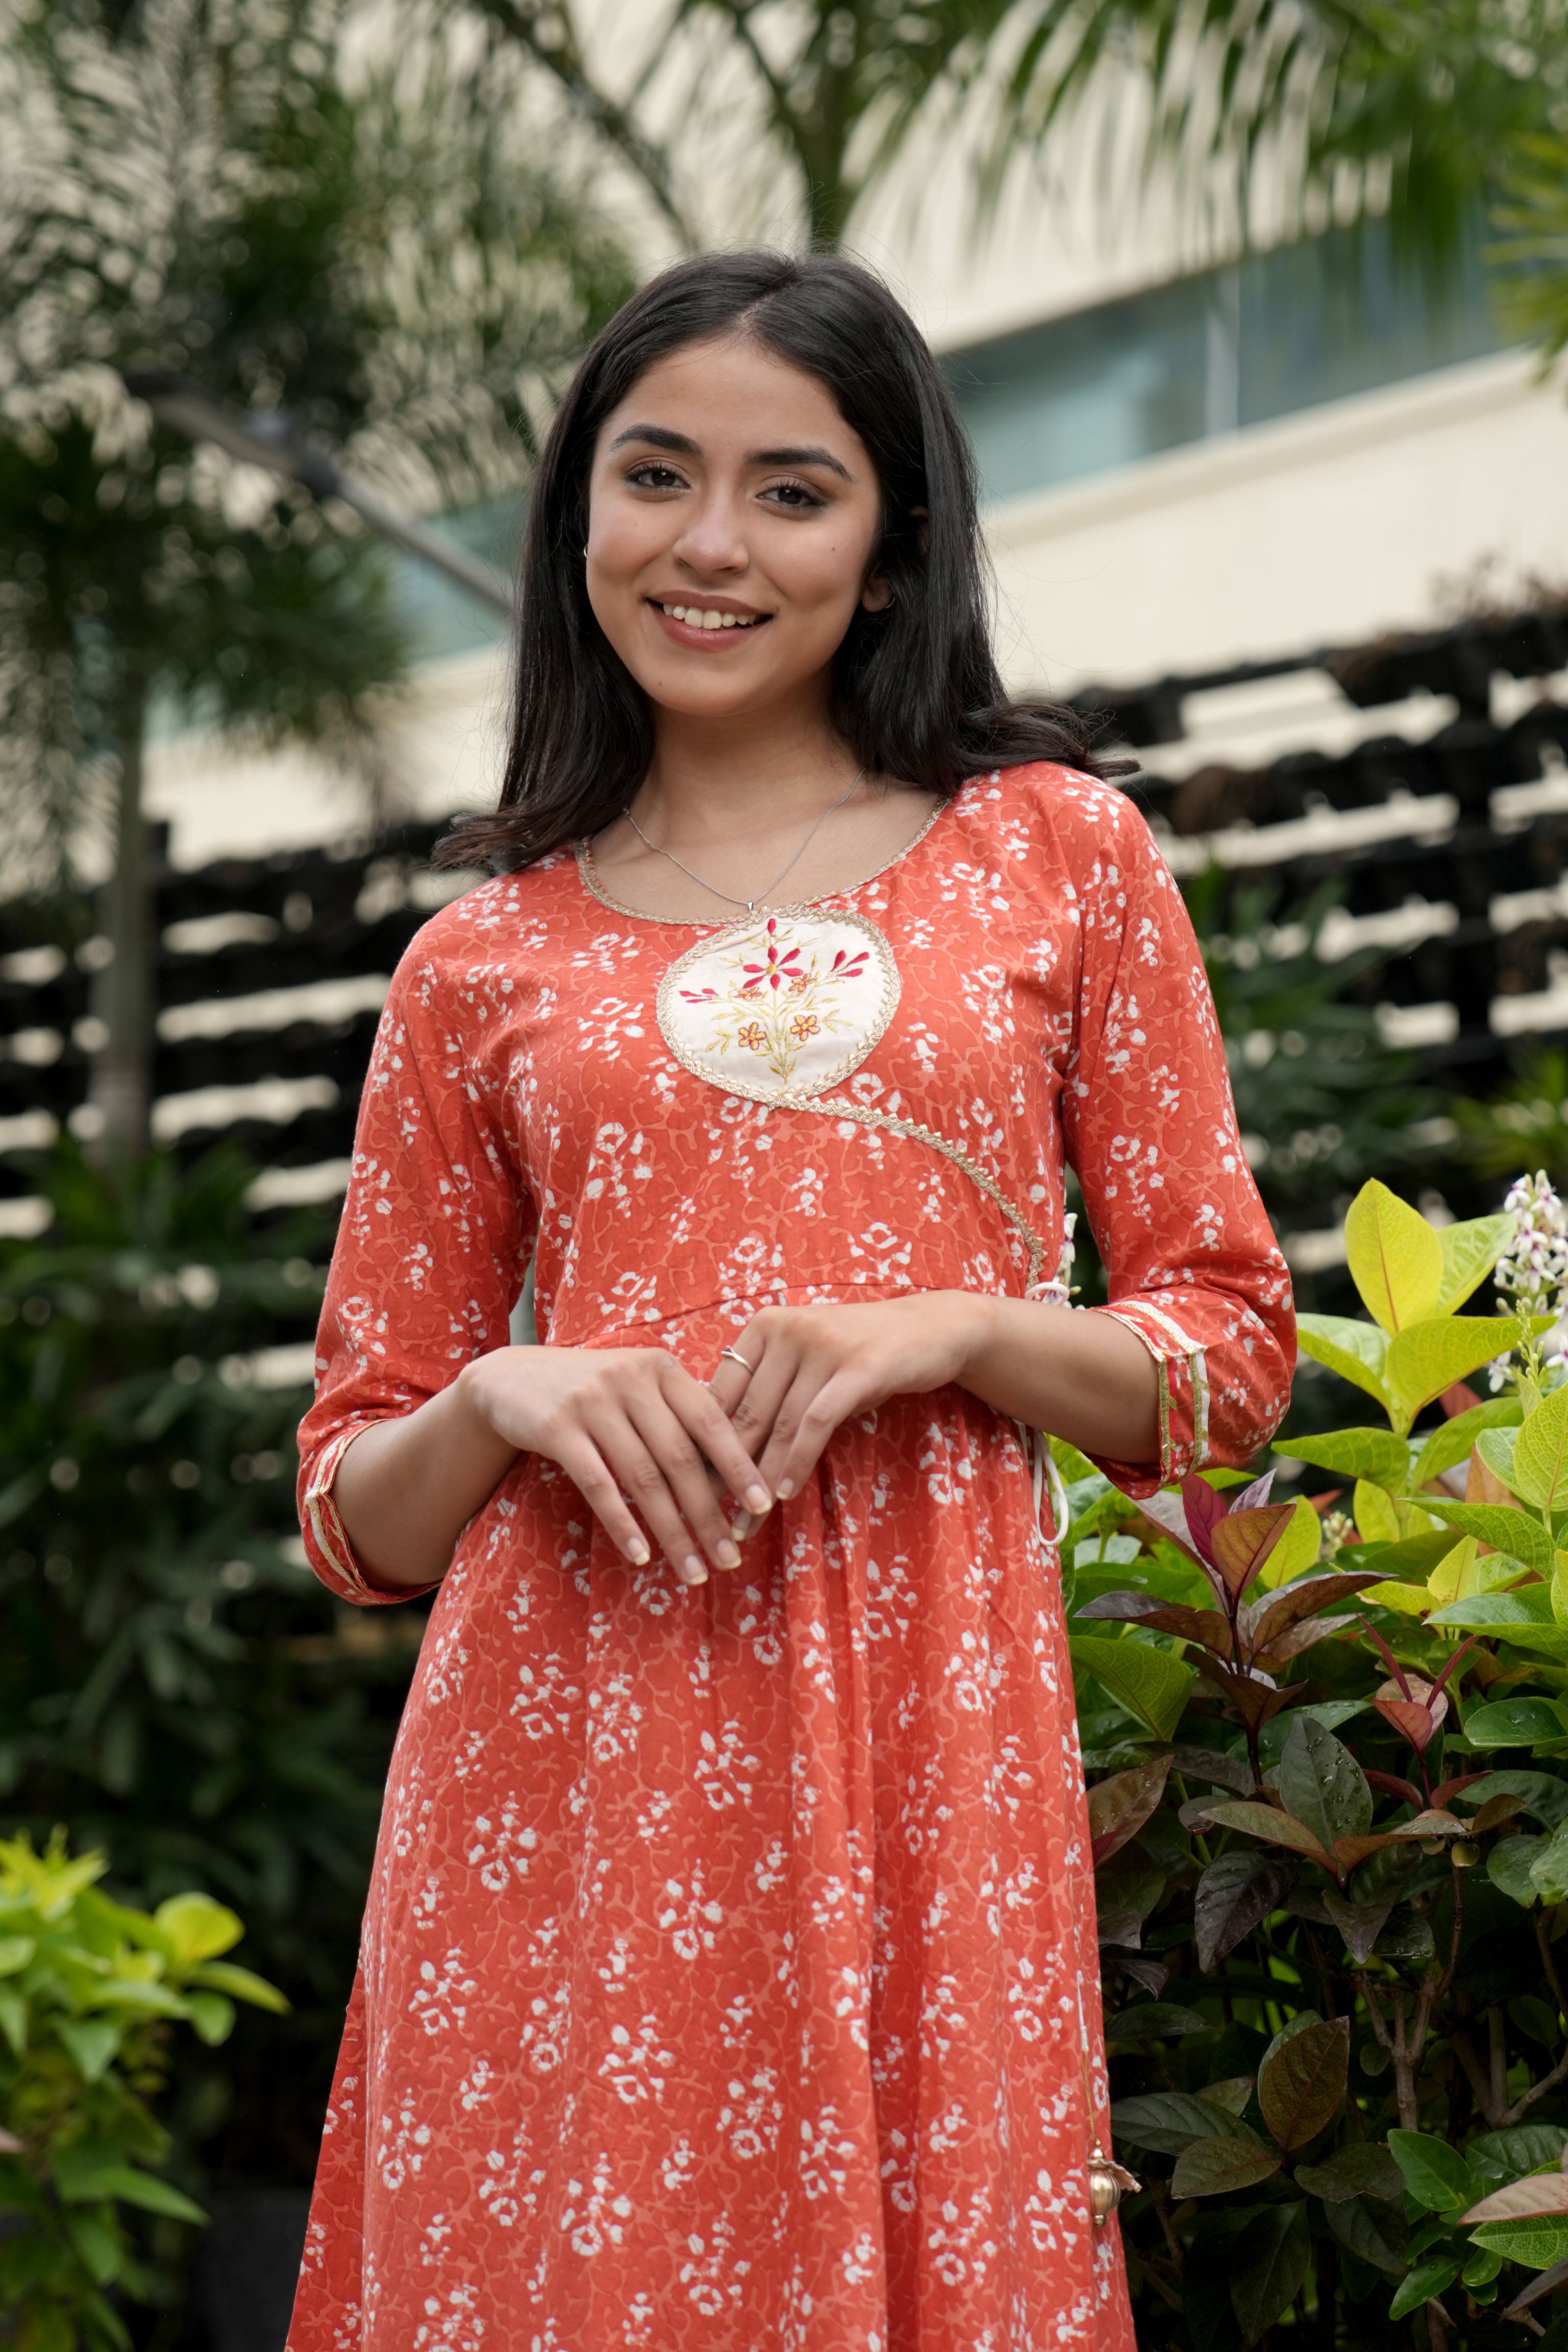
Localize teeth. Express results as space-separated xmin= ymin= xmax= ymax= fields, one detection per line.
xmin=663 ymin=603 xmax=757 ymax=630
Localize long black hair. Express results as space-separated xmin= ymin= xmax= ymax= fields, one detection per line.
xmin=437 ymin=249 xmax=1126 ymax=874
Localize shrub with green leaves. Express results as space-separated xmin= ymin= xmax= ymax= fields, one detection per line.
xmin=1 ymin=1138 xmax=424 ymax=2222
xmin=1066 ymin=1175 xmax=1568 ymax=2350
xmin=0 ymin=1831 xmax=285 ymax=2352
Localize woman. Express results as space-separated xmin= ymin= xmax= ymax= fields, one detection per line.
xmin=288 ymin=250 xmax=1292 ymax=2351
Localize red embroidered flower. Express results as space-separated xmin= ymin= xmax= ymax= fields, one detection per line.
xmin=741 ymin=920 xmax=804 ymax=996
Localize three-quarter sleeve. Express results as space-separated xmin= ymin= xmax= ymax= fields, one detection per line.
xmin=295 ymin=938 xmax=536 ymax=1604
xmin=1057 ymin=783 xmax=1294 ymax=1494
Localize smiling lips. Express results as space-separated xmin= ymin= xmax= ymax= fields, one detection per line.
xmin=652 ymin=597 xmax=770 ymax=641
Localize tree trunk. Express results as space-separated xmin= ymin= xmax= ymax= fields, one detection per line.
xmin=87 ymin=682 xmax=152 ymax=1160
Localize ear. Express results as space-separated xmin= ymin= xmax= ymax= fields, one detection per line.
xmin=861 ymin=504 xmax=928 ymax=610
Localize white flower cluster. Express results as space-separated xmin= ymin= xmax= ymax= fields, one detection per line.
xmin=1489 ymin=1171 xmax=1568 ymax=1387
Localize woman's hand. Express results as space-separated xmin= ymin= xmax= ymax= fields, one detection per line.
xmin=461 ymin=1344 xmax=772 ymax=1586
xmin=708 ymin=1294 xmax=998 ymax=1511
xmin=707 ymin=1290 xmax=1161 ymax=1542
xmin=332 ymin=1343 xmax=773 ymax=1592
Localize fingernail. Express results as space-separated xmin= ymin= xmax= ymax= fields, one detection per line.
xmin=729 ymin=1513 xmax=753 ymax=1542
xmin=627 ymin=1537 xmax=650 ymax=1566
xmin=776 ymin=1477 xmax=795 ymax=1501
xmin=717 ymin=1540 xmax=741 ymax=1571
xmin=681 ymin=1555 xmax=708 ymax=1586
xmin=745 ymin=1484 xmax=771 ymax=1514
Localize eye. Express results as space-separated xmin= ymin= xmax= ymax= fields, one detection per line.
xmin=624 ymin=460 xmax=687 ymax=491
xmin=760 ymin=478 xmax=827 ymax=512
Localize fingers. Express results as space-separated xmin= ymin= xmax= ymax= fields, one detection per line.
xmin=716 ymin=1315 xmax=866 ymax=1506
xmin=753 ymin=1366 xmax=859 ymax=1504
xmin=622 ymin=1391 xmax=751 ymax=1582
xmin=669 ymin=1367 xmax=772 ymax=1520
xmin=554 ymin=1434 xmax=656 ymax=1572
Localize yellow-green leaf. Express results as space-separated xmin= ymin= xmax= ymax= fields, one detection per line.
xmin=1423 ymin=1501 xmax=1553 ymax=1575
xmin=1477 ymin=1426 xmax=1523 ymax=1495
xmin=1412 ymin=1398 xmax=1522 ymax=1488
xmin=1354 ymin=1481 xmax=1401 ymax=1547
xmin=1345 ymin=1180 xmax=1443 ymax=1333
xmin=1555 ymin=1553 xmax=1568 ymax=1632
xmin=188 ymin=1961 xmax=290 ymax=2014
xmin=1426 ymin=1535 xmax=1477 ymax=1608
xmin=1386 ymin=1317 xmax=1520 ymax=1433
xmin=1295 ymin=1315 xmax=1390 ymax=1409
xmin=153 ymin=1894 xmax=241 ymax=1967
xmin=1516 ymin=1384 xmax=1568 ymax=1512
xmin=1068 ymin=1636 xmax=1195 ymax=1743
xmin=1360 ymin=1581 xmax=1434 ymax=1616
xmin=1258 ymin=1493 xmax=1323 ymax=1589
xmin=1275 ymin=1429 xmax=1410 ymax=1490
xmin=1435 ymin=1212 xmax=1518 ymax=1315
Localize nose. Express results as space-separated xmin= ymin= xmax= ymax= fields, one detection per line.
xmin=670 ymin=486 xmax=748 ymax=579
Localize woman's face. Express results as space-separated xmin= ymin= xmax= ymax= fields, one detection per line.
xmin=584 ymin=332 xmax=889 ymax=725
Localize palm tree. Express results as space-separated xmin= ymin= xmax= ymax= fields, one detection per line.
xmin=0 ymin=0 xmax=633 ymax=1157
xmin=464 ymin=0 xmax=1563 ymax=326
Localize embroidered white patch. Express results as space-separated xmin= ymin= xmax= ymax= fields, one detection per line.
xmin=656 ymin=909 xmax=900 ymax=1105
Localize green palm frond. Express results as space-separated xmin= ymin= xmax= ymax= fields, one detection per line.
xmin=1490 ymin=127 xmax=1568 ymax=362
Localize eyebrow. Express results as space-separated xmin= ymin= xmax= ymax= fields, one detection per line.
xmin=608 ymin=423 xmax=851 ymax=481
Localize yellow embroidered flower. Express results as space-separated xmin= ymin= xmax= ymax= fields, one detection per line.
xmin=736 ymin=1021 xmax=768 ymax=1055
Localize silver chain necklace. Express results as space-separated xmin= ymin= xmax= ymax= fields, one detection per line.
xmin=623 ymin=770 xmax=865 ymax=915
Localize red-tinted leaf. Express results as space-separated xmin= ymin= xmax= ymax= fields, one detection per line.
xmin=1088 ymin=1757 xmax=1172 ymax=1867
xmin=1469 ymin=1792 xmax=1526 ymax=1835
xmin=1076 ymin=1592 xmax=1235 ymax=1657
xmin=1182 ymin=1474 xmax=1230 ymax=1562
xmin=1431 ymin=1771 xmax=1490 ymax=1810
xmin=1364 ymin=1769 xmax=1424 ymax=1808
xmin=1442 ymin=1382 xmax=1484 ymax=1416
xmin=1253 ymin=1615 xmax=1359 ymax=1670
xmin=1373 ymin=1697 xmax=1442 ymax=1754
xmin=1171 ymin=2136 xmax=1283 ymax=2197
xmin=1210 ymin=1504 xmax=1296 ymax=1599
xmin=1258 ymin=2016 xmax=1350 ymax=2151
xmin=1334 ymin=1808 xmax=1465 ymax=1872
xmin=1195 ymin=1849 xmax=1298 ymax=1971
xmin=1501 ymin=2255 xmax=1568 ymax=2321
xmin=1428 ymin=1636 xmax=1480 ymax=1702
xmin=1247 ymin=1571 xmax=1392 ymax=1656
xmin=1197 ymin=1658 xmax=1310 ymax=1734
xmin=1203 ymin=1800 xmax=1337 ymax=1874
xmin=1135 ymin=1490 xmax=1208 ymax=1563
xmin=1461 ymin=2177 xmax=1568 ymax=2225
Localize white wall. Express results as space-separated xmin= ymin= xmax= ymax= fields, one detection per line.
xmin=987 ymin=352 xmax=1568 ymax=700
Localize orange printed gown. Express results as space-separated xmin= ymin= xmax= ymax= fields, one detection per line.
xmin=288 ymin=762 xmax=1293 ymax=2352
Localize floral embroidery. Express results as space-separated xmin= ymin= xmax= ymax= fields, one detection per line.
xmin=674 ymin=918 xmax=873 ymax=1088
xmin=657 ymin=908 xmax=900 ymax=1104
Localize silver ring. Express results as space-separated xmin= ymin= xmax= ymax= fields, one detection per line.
xmin=719 ymin=1345 xmax=756 ymax=1375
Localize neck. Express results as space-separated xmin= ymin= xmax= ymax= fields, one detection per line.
xmin=634 ymin=691 xmax=861 ymax=844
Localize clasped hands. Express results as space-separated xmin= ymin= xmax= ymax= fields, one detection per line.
xmin=460 ymin=1293 xmax=995 ymax=1588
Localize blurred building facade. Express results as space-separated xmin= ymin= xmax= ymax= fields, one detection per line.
xmin=5 ymin=65 xmax=1567 ymax=1245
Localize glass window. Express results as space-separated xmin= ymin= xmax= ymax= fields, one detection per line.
xmin=944 ymin=218 xmax=1503 ymax=508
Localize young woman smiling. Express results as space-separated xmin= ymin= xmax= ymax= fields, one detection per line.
xmin=288 ymin=253 xmax=1293 ymax=2352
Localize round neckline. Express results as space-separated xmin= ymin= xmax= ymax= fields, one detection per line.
xmin=573 ymin=789 xmax=952 ymax=929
